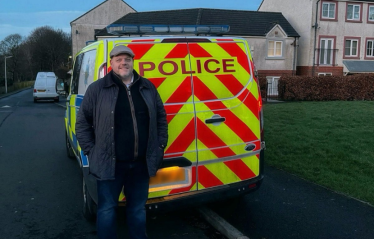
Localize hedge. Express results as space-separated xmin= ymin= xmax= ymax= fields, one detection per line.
xmin=276 ymin=74 xmax=374 ymax=101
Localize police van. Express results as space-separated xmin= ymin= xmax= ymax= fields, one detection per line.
xmin=65 ymin=24 xmax=265 ymax=220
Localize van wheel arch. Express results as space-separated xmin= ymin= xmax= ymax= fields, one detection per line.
xmin=65 ymin=132 xmax=75 ymax=159
xmin=83 ymin=177 xmax=96 ymax=221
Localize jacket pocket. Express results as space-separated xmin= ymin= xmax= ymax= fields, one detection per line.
xmin=156 ymin=145 xmax=165 ymax=169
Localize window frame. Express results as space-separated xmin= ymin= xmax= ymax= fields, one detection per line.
xmin=346 ymin=2 xmax=363 ymax=23
xmin=318 ymin=73 xmax=333 ymax=76
xmin=266 ymin=39 xmax=284 ymax=59
xmin=318 ymin=35 xmax=336 ymax=66
xmin=365 ymin=38 xmax=374 ymax=59
xmin=343 ymin=37 xmax=361 ymax=59
xmin=266 ymin=76 xmax=280 ymax=96
xmin=320 ymin=1 xmax=338 ymax=21
xmin=368 ymin=4 xmax=374 ymax=23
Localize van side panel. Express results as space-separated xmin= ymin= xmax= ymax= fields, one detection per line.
xmin=110 ymin=39 xmax=197 ymax=200
xmin=192 ymin=39 xmax=261 ymax=190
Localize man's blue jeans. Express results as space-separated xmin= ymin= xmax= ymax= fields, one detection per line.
xmin=97 ymin=160 xmax=149 ymax=239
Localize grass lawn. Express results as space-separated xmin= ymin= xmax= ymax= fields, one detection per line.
xmin=263 ymin=101 xmax=374 ymax=206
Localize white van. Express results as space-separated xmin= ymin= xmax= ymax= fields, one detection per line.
xmin=33 ymin=72 xmax=59 ymax=102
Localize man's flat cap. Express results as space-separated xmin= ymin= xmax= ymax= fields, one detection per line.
xmin=110 ymin=45 xmax=135 ymax=58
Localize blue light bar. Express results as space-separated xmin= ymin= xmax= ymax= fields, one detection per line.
xmin=106 ymin=24 xmax=230 ymax=35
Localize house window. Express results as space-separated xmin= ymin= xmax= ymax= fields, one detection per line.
xmin=267 ymin=77 xmax=280 ymax=96
xmin=268 ymin=40 xmax=283 ymax=57
xmin=369 ymin=6 xmax=374 ymax=22
xmin=322 ymin=2 xmax=336 ymax=19
xmin=344 ymin=37 xmax=360 ymax=59
xmin=319 ymin=38 xmax=334 ymax=65
xmin=367 ymin=40 xmax=374 ymax=57
xmin=346 ymin=3 xmax=361 ymax=21
xmin=318 ymin=73 xmax=332 ymax=76
xmin=345 ymin=39 xmax=358 ymax=56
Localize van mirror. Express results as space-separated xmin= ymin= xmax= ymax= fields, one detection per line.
xmin=56 ymin=78 xmax=65 ymax=95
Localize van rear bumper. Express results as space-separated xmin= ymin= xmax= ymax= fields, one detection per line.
xmin=119 ymin=174 xmax=264 ymax=212
xmin=33 ymin=95 xmax=59 ymax=100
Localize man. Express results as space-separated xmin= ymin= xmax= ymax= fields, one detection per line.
xmin=76 ymin=45 xmax=168 ymax=239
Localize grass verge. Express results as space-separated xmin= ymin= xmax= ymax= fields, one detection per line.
xmin=263 ymin=101 xmax=374 ymax=205
xmin=0 ymin=81 xmax=34 ymax=95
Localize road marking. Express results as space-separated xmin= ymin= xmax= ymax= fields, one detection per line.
xmin=1 ymin=105 xmax=11 ymax=108
xmin=54 ymin=103 xmax=66 ymax=109
xmin=198 ymin=206 xmax=250 ymax=239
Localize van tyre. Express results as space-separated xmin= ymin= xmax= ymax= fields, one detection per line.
xmin=54 ymin=98 xmax=59 ymax=102
xmin=34 ymin=99 xmax=37 ymax=103
xmin=66 ymin=132 xmax=75 ymax=159
xmin=83 ymin=178 xmax=96 ymax=222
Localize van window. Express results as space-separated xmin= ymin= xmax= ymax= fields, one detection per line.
xmin=35 ymin=78 xmax=46 ymax=87
xmin=71 ymin=53 xmax=84 ymax=95
xmin=78 ymin=50 xmax=96 ymax=95
xmin=46 ymin=77 xmax=56 ymax=87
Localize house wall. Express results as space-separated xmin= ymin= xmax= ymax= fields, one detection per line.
xmin=259 ymin=0 xmax=314 ymax=68
xmin=70 ymin=0 xmax=135 ymax=57
xmin=243 ymin=26 xmax=298 ymax=78
xmin=260 ymin=0 xmax=374 ymax=76
xmin=318 ymin=1 xmax=374 ymax=73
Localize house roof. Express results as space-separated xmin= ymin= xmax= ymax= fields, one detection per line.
xmin=343 ymin=61 xmax=374 ymax=73
xmin=95 ymin=8 xmax=300 ymax=37
xmin=70 ymin=0 xmax=137 ymax=25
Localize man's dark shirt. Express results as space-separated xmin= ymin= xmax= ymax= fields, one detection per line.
xmin=112 ymin=72 xmax=149 ymax=161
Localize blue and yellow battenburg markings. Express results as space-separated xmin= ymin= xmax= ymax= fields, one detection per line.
xmin=65 ymin=94 xmax=88 ymax=166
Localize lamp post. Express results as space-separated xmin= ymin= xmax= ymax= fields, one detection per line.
xmin=4 ymin=56 xmax=13 ymax=94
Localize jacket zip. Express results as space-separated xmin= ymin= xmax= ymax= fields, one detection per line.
xmin=139 ymin=86 xmax=152 ymax=155
xmin=126 ymin=86 xmax=139 ymax=160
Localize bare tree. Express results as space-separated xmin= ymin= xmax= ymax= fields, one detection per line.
xmin=0 ymin=27 xmax=71 ymax=83
xmin=0 ymin=34 xmax=23 ymax=83
xmin=27 ymin=26 xmax=71 ymax=75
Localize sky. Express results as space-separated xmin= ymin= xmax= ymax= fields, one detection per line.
xmin=0 ymin=0 xmax=263 ymax=42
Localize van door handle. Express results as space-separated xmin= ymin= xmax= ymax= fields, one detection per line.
xmin=205 ymin=114 xmax=225 ymax=125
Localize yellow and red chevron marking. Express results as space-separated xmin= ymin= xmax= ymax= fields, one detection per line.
xmin=110 ymin=38 xmax=260 ymax=197
xmin=193 ymin=76 xmax=259 ymax=142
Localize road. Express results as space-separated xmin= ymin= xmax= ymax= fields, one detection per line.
xmin=0 ymin=89 xmax=215 ymax=239
xmin=1 ymin=89 xmax=374 ymax=239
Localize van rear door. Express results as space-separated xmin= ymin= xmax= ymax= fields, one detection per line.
xmin=111 ymin=38 xmax=197 ymax=200
xmin=46 ymin=74 xmax=57 ymax=97
xmin=191 ymin=38 xmax=261 ymax=191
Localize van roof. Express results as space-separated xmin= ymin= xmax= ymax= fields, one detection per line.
xmin=37 ymin=72 xmax=56 ymax=78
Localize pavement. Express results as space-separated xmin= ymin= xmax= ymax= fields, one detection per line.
xmin=0 ymin=86 xmax=33 ymax=99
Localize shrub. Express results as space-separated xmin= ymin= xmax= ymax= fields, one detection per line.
xmin=278 ymin=74 xmax=374 ymax=101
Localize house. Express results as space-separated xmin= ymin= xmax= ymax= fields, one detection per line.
xmin=70 ymin=0 xmax=136 ymax=57
xmin=94 ymin=8 xmax=300 ymax=84
xmin=259 ymin=0 xmax=374 ymax=76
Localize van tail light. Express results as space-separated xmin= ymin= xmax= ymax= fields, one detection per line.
xmin=98 ymin=63 xmax=107 ymax=78
xmin=33 ymin=89 xmax=37 ymax=93
xmin=258 ymin=97 xmax=264 ymax=141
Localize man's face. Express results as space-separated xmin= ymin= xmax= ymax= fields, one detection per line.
xmin=110 ymin=53 xmax=134 ymax=80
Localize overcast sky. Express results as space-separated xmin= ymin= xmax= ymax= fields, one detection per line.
xmin=0 ymin=0 xmax=263 ymax=42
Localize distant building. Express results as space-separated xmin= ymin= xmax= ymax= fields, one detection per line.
xmin=95 ymin=8 xmax=300 ymax=79
xmin=70 ymin=0 xmax=136 ymax=57
xmin=259 ymin=0 xmax=374 ymax=76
